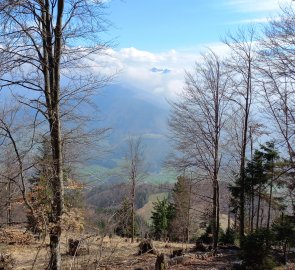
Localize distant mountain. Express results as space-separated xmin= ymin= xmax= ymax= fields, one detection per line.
xmin=86 ymin=182 xmax=169 ymax=210
xmin=88 ymin=84 xmax=172 ymax=174
xmin=97 ymin=84 xmax=169 ymax=137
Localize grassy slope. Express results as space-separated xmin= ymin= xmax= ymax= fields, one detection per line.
xmin=145 ymin=169 xmax=178 ymax=184
xmin=78 ymin=164 xmax=178 ymax=185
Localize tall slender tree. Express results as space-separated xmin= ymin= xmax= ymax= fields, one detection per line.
xmin=258 ymin=7 xmax=295 ymax=210
xmin=0 ymin=1 xmax=109 ymax=269
xmin=123 ymin=137 xmax=146 ymax=243
xmin=224 ymin=27 xmax=257 ymax=240
xmin=169 ymin=49 xmax=231 ymax=251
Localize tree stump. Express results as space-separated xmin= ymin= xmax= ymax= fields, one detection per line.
xmin=195 ymin=241 xmax=207 ymax=252
xmin=155 ymin=253 xmax=168 ymax=270
xmin=138 ymin=239 xmax=156 ymax=255
xmin=68 ymin=239 xmax=80 ymax=256
xmin=171 ymin=249 xmax=183 ymax=258
xmin=0 ymin=253 xmax=15 ymax=270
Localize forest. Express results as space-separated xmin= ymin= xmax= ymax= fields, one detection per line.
xmin=0 ymin=0 xmax=295 ymax=270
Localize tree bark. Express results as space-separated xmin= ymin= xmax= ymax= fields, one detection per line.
xmin=131 ymin=175 xmax=135 ymax=243
xmin=212 ymin=181 xmax=217 ymax=249
xmin=266 ymin=181 xmax=273 ymax=231
xmin=256 ymin=184 xmax=261 ymax=230
xmin=251 ymin=185 xmax=254 ymax=233
xmin=45 ymin=1 xmax=65 ymax=268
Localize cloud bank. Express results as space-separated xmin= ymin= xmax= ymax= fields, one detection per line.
xmin=88 ymin=43 xmax=230 ymax=99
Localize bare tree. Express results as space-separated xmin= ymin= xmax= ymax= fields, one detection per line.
xmin=0 ymin=103 xmax=38 ymax=226
xmin=168 ymin=50 xmax=231 ymax=251
xmin=0 ymin=0 xmax=110 ymax=269
xmin=223 ymin=27 xmax=257 ymax=239
xmin=258 ymin=5 xmax=295 ymax=214
xmin=258 ymin=5 xmax=295 ymax=164
xmin=123 ymin=137 xmax=146 ymax=243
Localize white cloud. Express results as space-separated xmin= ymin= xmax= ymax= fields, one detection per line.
xmin=231 ymin=17 xmax=270 ymax=24
xmin=224 ymin=0 xmax=286 ymax=13
xmin=231 ymin=16 xmax=281 ymax=25
xmin=87 ymin=43 xmax=231 ymax=99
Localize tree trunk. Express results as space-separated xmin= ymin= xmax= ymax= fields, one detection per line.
xmin=228 ymin=207 xmax=231 ymax=230
xmin=248 ymin=201 xmax=251 ymax=232
xmin=266 ymin=182 xmax=273 ymax=231
xmin=131 ymin=177 xmax=135 ymax=243
xmin=216 ymin=181 xmax=220 ymax=252
xmin=283 ymin=241 xmax=288 ymax=264
xmin=212 ymin=179 xmax=219 ymax=251
xmin=239 ymin=53 xmax=252 ymax=242
xmin=212 ymin=182 xmax=217 ymax=249
xmin=260 ymin=207 xmax=264 ymax=228
xmin=47 ymin=111 xmax=64 ymax=270
xmin=45 ymin=1 xmax=65 ymax=268
xmin=256 ymin=184 xmax=261 ymax=230
xmin=251 ymin=184 xmax=254 ymax=233
xmin=213 ymin=82 xmax=220 ymax=252
xmin=186 ymin=174 xmax=192 ymax=244
xmin=7 ymin=180 xmax=12 ymax=225
xmin=267 ymin=164 xmax=274 ymax=231
xmin=250 ymin=126 xmax=254 ymax=233
xmin=239 ymin=161 xmax=246 ymax=240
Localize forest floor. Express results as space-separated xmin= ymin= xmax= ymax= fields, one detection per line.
xmin=0 ymin=226 xmax=294 ymax=270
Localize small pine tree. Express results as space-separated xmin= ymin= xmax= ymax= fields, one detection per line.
xmin=240 ymin=229 xmax=275 ymax=270
xmin=115 ymin=198 xmax=133 ymax=237
xmin=151 ymin=198 xmax=175 ymax=240
xmin=219 ymin=228 xmax=236 ymax=245
xmin=170 ymin=175 xmax=190 ymax=241
xmin=272 ymin=215 xmax=295 ymax=264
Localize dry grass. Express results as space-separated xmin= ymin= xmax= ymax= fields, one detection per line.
xmin=3 ymin=236 xmax=194 ymax=269
xmin=2 ymin=227 xmax=294 ymax=269
xmin=0 ymin=228 xmax=235 ymax=270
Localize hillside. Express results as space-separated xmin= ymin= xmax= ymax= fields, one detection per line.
xmin=86 ymin=183 xmax=170 ymax=211
xmin=85 ymin=180 xmax=231 ymax=230
xmin=91 ymin=85 xmax=170 ymax=173
xmin=137 ymin=192 xmax=168 ymax=224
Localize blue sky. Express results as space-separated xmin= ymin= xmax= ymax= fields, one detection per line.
xmin=94 ymin=0 xmax=289 ymax=99
xmin=107 ymin=0 xmax=284 ymax=52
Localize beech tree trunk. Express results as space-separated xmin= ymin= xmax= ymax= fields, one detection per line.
xmin=239 ymin=62 xmax=251 ymax=240
xmin=43 ymin=1 xmax=65 ymax=268
xmin=224 ymin=29 xmax=255 ymax=242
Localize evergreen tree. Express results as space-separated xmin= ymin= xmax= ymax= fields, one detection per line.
xmin=115 ymin=198 xmax=133 ymax=238
xmin=260 ymin=142 xmax=279 ymax=230
xmin=272 ymin=215 xmax=295 ymax=264
xmin=170 ymin=175 xmax=191 ymax=242
xmin=151 ymin=198 xmax=175 ymax=240
xmin=229 ymin=142 xmax=280 ymax=234
xmin=245 ymin=149 xmax=267 ymax=232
